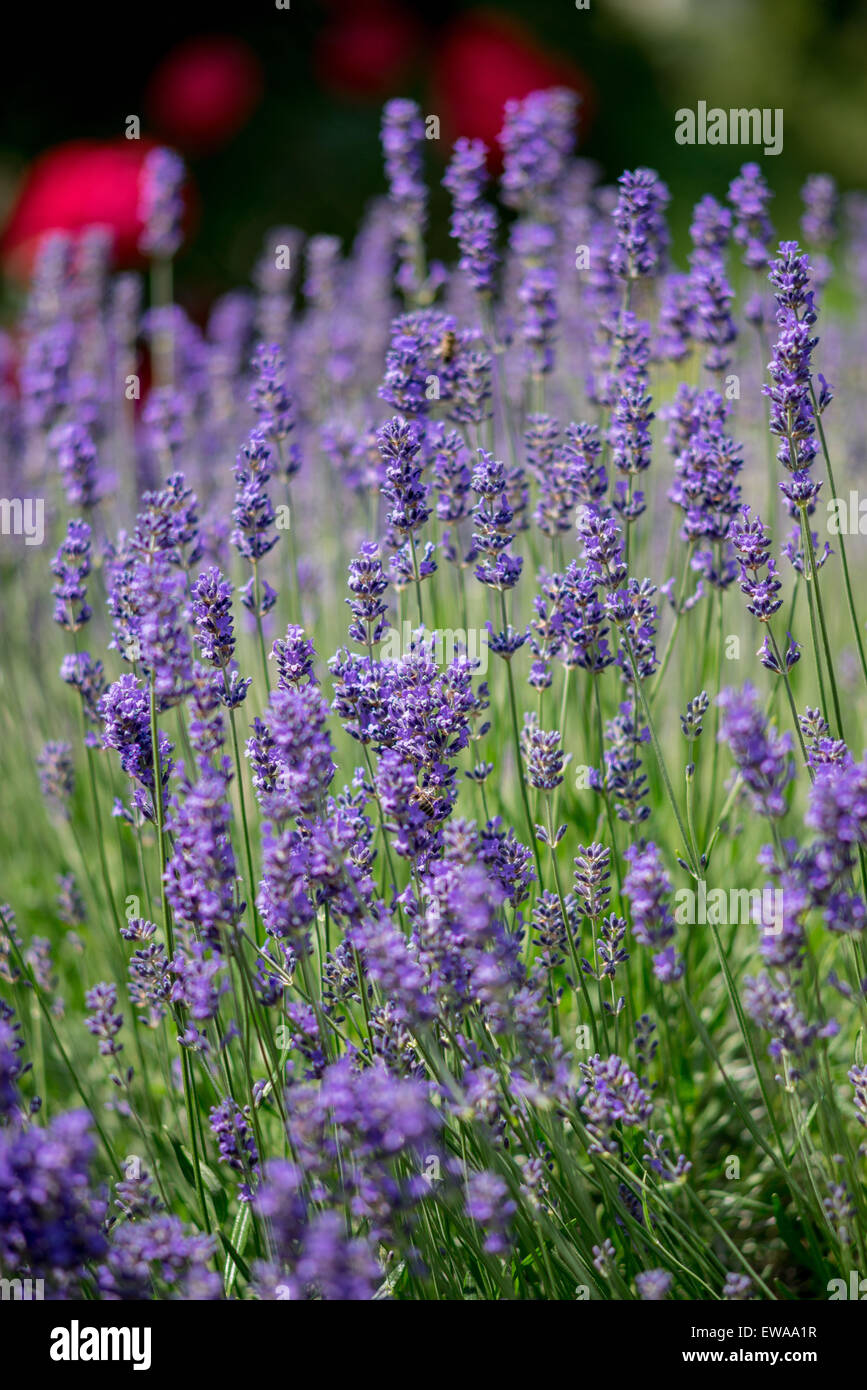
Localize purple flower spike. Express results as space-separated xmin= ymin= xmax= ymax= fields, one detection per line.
xmin=609 ymin=168 xmax=670 ymax=280
xmin=138 ymin=147 xmax=186 ymax=259
xmin=623 ymin=842 xmax=682 ymax=981
xmin=499 ymin=88 xmax=579 ymax=219
xmin=717 ymin=684 xmax=793 ymax=819
xmin=51 ymin=519 xmax=92 ymax=632
xmin=51 ymin=422 xmax=101 ymax=509
xmin=728 ymin=162 xmax=774 ymax=270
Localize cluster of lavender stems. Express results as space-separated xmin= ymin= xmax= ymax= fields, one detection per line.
xmin=2 ymin=101 xmax=867 ymax=1304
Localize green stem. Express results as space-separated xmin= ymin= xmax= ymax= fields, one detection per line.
xmin=621 ymin=636 xmax=698 ymax=878
xmin=809 ymin=380 xmax=867 ymax=689
xmin=591 ymin=676 xmax=623 ymax=900
xmin=409 ymin=531 xmax=425 ymax=629
xmin=149 ymin=680 xmax=212 ymax=1232
xmin=148 ymin=681 xmax=173 ymax=955
xmin=765 ymin=624 xmax=812 ymax=774
xmin=251 ymin=559 xmax=271 ymax=694
xmin=499 ymin=591 xmax=543 ymax=886
xmin=707 ymin=917 xmax=787 ymax=1158
xmin=546 ymin=799 xmax=598 ymax=1051
xmin=798 ymin=504 xmax=845 ymax=741
xmin=650 ymin=542 xmax=696 ymax=705
xmin=227 ymin=697 xmax=263 ymax=945
xmin=2 ymin=918 xmax=121 ymax=1179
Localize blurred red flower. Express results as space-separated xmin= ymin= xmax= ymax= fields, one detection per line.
xmin=0 ymin=139 xmax=195 ymax=276
xmin=432 ymin=10 xmax=592 ymax=160
xmin=316 ymin=0 xmax=421 ymax=98
xmin=146 ymin=35 xmax=264 ymax=153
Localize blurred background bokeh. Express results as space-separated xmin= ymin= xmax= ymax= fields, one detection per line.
xmin=1 ymin=0 xmax=865 ymax=311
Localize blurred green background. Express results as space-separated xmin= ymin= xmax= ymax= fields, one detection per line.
xmin=1 ymin=0 xmax=866 ymax=300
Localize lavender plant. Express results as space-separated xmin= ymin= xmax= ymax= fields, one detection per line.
xmin=1 ymin=109 xmax=867 ymax=1306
